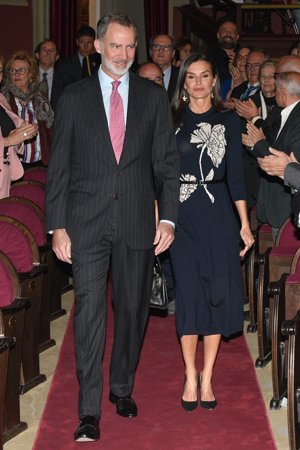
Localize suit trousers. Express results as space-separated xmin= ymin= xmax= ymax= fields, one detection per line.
xmin=71 ymin=201 xmax=155 ymax=419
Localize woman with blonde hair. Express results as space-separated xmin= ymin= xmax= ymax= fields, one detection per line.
xmin=2 ymin=50 xmax=53 ymax=167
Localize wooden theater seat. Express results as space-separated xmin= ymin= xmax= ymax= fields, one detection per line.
xmin=0 ymin=197 xmax=57 ymax=352
xmin=23 ymin=166 xmax=47 ymax=184
xmin=0 ymin=335 xmax=14 ymax=450
xmin=246 ymin=223 xmax=273 ymax=333
xmin=0 ymin=215 xmax=46 ymax=394
xmin=282 ymin=309 xmax=300 ymax=450
xmin=256 ymin=219 xmax=300 ymax=369
xmin=0 ymin=251 xmax=29 ymax=444
xmin=10 ymin=182 xmax=71 ymax=318
xmin=264 ymin=247 xmax=300 ymax=411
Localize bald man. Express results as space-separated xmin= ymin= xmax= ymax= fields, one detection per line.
xmin=137 ymin=62 xmax=164 ymax=86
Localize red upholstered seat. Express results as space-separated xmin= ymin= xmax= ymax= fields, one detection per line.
xmin=0 ymin=197 xmax=45 ymax=246
xmin=23 ymin=167 xmax=47 ymax=184
xmin=0 ymin=219 xmax=34 ymax=273
xmin=256 ymin=219 xmax=299 ymax=369
xmin=10 ymin=181 xmax=45 ymax=212
xmin=260 ymin=224 xmax=272 ymax=233
xmin=276 ymin=219 xmax=300 ymax=248
xmin=0 ymin=216 xmax=46 ymax=394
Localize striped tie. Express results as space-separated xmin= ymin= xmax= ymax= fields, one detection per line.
xmin=240 ymin=85 xmax=257 ymax=101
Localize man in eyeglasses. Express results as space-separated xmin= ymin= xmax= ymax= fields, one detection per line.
xmin=149 ymin=34 xmax=179 ymax=102
xmin=231 ymin=49 xmax=267 ymax=101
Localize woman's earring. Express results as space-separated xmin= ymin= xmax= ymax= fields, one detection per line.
xmin=182 ymin=90 xmax=188 ymax=102
xmin=211 ymin=91 xmax=214 ymax=99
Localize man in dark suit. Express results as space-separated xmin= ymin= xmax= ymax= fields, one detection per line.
xmin=35 ymin=39 xmax=74 ymax=111
xmin=257 ymin=147 xmax=300 ymax=226
xmin=149 ymin=34 xmax=179 ymax=102
xmin=248 ymin=57 xmax=300 ymax=237
xmin=46 ymin=13 xmax=179 ymax=443
xmin=58 ymin=25 xmax=101 ymax=82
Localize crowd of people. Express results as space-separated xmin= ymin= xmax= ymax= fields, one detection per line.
xmin=1 ymin=11 xmax=300 ymax=444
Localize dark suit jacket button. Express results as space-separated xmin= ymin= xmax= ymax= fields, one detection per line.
xmin=112 ymin=193 xmax=118 ymax=199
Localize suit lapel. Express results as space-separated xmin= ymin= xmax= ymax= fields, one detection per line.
xmin=121 ymin=73 xmax=146 ymax=166
xmin=82 ymin=74 xmax=116 ymax=164
xmin=275 ymin=101 xmax=300 ymax=145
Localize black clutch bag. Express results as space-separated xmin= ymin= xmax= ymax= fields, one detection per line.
xmin=150 ymin=256 xmax=168 ymax=310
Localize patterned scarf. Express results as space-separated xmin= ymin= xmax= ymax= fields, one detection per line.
xmin=1 ymin=80 xmax=54 ymax=128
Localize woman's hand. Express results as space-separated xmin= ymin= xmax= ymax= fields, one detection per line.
xmin=240 ymin=225 xmax=255 ymax=258
xmin=4 ymin=122 xmax=38 ymax=147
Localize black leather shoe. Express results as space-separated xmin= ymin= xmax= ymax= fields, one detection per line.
xmin=74 ymin=415 xmax=100 ymax=442
xmin=109 ymin=391 xmax=138 ymax=418
xmin=199 ymin=372 xmax=217 ymax=410
xmin=181 ymin=375 xmax=199 ymax=412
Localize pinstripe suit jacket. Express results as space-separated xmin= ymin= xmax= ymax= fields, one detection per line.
xmin=46 ymin=71 xmax=180 ymax=250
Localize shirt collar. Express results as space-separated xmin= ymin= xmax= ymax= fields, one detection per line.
xmin=247 ymin=82 xmax=259 ymax=88
xmin=281 ymin=99 xmax=300 ymax=119
xmin=99 ymin=65 xmax=129 ymax=88
xmin=39 ymin=67 xmax=54 ymax=77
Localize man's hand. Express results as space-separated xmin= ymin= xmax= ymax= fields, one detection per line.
xmin=234 ymin=98 xmax=259 ymax=121
xmin=242 ymin=122 xmax=265 ymax=148
xmin=229 ymin=66 xmax=244 ymax=89
xmin=153 ymin=222 xmax=175 ymax=255
xmin=52 ymin=228 xmax=72 ymax=263
xmin=257 ymin=147 xmax=295 ymax=178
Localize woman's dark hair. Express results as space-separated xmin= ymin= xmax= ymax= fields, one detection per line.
xmin=171 ymin=53 xmax=225 ymax=128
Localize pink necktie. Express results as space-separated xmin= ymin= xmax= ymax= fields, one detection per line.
xmin=109 ymin=80 xmax=125 ymax=164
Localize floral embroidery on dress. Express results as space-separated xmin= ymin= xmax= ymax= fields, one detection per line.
xmin=179 ymin=174 xmax=198 ymax=202
xmin=189 ymin=122 xmax=226 ymax=203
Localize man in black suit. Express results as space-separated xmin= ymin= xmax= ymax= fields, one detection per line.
xmin=35 ymin=39 xmax=73 ymax=111
xmin=46 ymin=13 xmax=179 ymax=443
xmin=246 ymin=57 xmax=300 ymax=237
xmin=257 ymin=147 xmax=300 ymax=226
xmin=58 ymin=25 xmax=101 ymax=82
xmin=149 ymin=34 xmax=179 ymax=102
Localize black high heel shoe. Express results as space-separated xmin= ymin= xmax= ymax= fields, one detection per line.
xmin=199 ymin=371 xmax=217 ymax=410
xmin=181 ymin=375 xmax=199 ymax=412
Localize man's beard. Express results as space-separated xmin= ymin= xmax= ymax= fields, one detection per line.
xmin=219 ymin=38 xmax=236 ymax=50
xmin=102 ymin=57 xmax=133 ymax=77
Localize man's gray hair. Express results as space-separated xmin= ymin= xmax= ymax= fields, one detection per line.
xmin=259 ymin=59 xmax=277 ymax=73
xmin=276 ymin=71 xmax=300 ymax=97
xmin=96 ymin=13 xmax=138 ymax=42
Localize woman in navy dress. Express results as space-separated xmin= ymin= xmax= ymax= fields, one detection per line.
xmin=170 ymin=53 xmax=254 ymax=411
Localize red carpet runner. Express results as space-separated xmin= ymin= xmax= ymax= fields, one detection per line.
xmin=33 ymin=302 xmax=276 ymax=450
